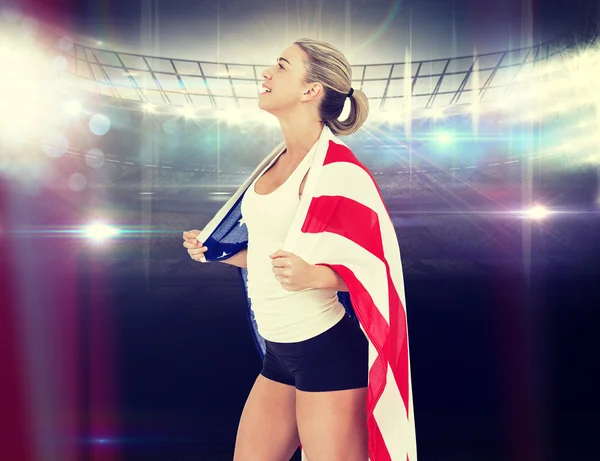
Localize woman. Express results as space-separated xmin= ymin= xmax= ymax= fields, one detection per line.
xmin=184 ymin=38 xmax=371 ymax=460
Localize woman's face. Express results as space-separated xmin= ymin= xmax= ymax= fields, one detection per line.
xmin=259 ymin=44 xmax=313 ymax=115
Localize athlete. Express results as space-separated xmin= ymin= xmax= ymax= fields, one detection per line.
xmin=183 ymin=38 xmax=370 ymax=460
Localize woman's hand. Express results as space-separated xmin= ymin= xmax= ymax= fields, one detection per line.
xmin=183 ymin=229 xmax=208 ymax=262
xmin=269 ymin=250 xmax=317 ymax=292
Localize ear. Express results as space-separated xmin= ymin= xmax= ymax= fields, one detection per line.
xmin=302 ymin=82 xmax=323 ymax=102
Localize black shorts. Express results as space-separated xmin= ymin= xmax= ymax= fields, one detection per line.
xmin=260 ymin=313 xmax=369 ymax=392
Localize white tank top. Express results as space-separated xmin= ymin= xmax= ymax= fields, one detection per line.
xmin=240 ymin=148 xmax=345 ymax=343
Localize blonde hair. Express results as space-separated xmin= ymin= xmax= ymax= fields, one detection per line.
xmin=294 ymin=38 xmax=369 ymax=136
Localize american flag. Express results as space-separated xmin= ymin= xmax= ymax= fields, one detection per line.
xmin=198 ymin=125 xmax=417 ymax=461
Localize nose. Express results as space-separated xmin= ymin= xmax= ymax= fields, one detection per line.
xmin=262 ymin=68 xmax=272 ymax=80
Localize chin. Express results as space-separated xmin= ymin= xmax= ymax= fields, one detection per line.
xmin=257 ymin=99 xmax=268 ymax=111
xmin=258 ymin=101 xmax=276 ymax=115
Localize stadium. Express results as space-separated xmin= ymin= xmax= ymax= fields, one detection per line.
xmin=1 ymin=2 xmax=599 ymax=460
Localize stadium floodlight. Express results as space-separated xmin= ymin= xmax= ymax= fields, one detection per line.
xmin=494 ymin=99 xmax=509 ymax=112
xmin=179 ymin=106 xmax=195 ymax=118
xmin=426 ymin=107 xmax=446 ymax=119
xmin=215 ymin=108 xmax=246 ymax=124
xmin=522 ymin=111 xmax=540 ymax=122
xmin=0 ymin=35 xmax=63 ymax=144
xmin=524 ymin=205 xmax=551 ymax=220
xmin=65 ymin=100 xmax=82 ymax=115
xmin=435 ymin=131 xmax=454 ymax=145
xmin=85 ymin=223 xmax=121 ymax=242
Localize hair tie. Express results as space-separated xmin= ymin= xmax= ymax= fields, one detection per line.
xmin=347 ymin=87 xmax=354 ymax=98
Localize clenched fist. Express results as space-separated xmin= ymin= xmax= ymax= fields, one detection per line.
xmin=183 ymin=229 xmax=208 ymax=262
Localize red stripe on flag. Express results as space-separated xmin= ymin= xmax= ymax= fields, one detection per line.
xmin=368 ymin=407 xmax=392 ymax=461
xmin=322 ymin=139 xmax=395 ymax=217
xmin=322 ymin=140 xmax=369 ymax=171
xmin=303 ymin=195 xmax=385 ymax=256
xmin=388 ymin=276 xmax=410 ymax=417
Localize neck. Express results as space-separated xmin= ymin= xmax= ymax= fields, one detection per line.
xmin=277 ymin=117 xmax=324 ymax=163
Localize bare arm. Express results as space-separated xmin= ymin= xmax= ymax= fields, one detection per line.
xmin=310 ymin=264 xmax=349 ymax=291
xmin=218 ymin=248 xmax=248 ymax=268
